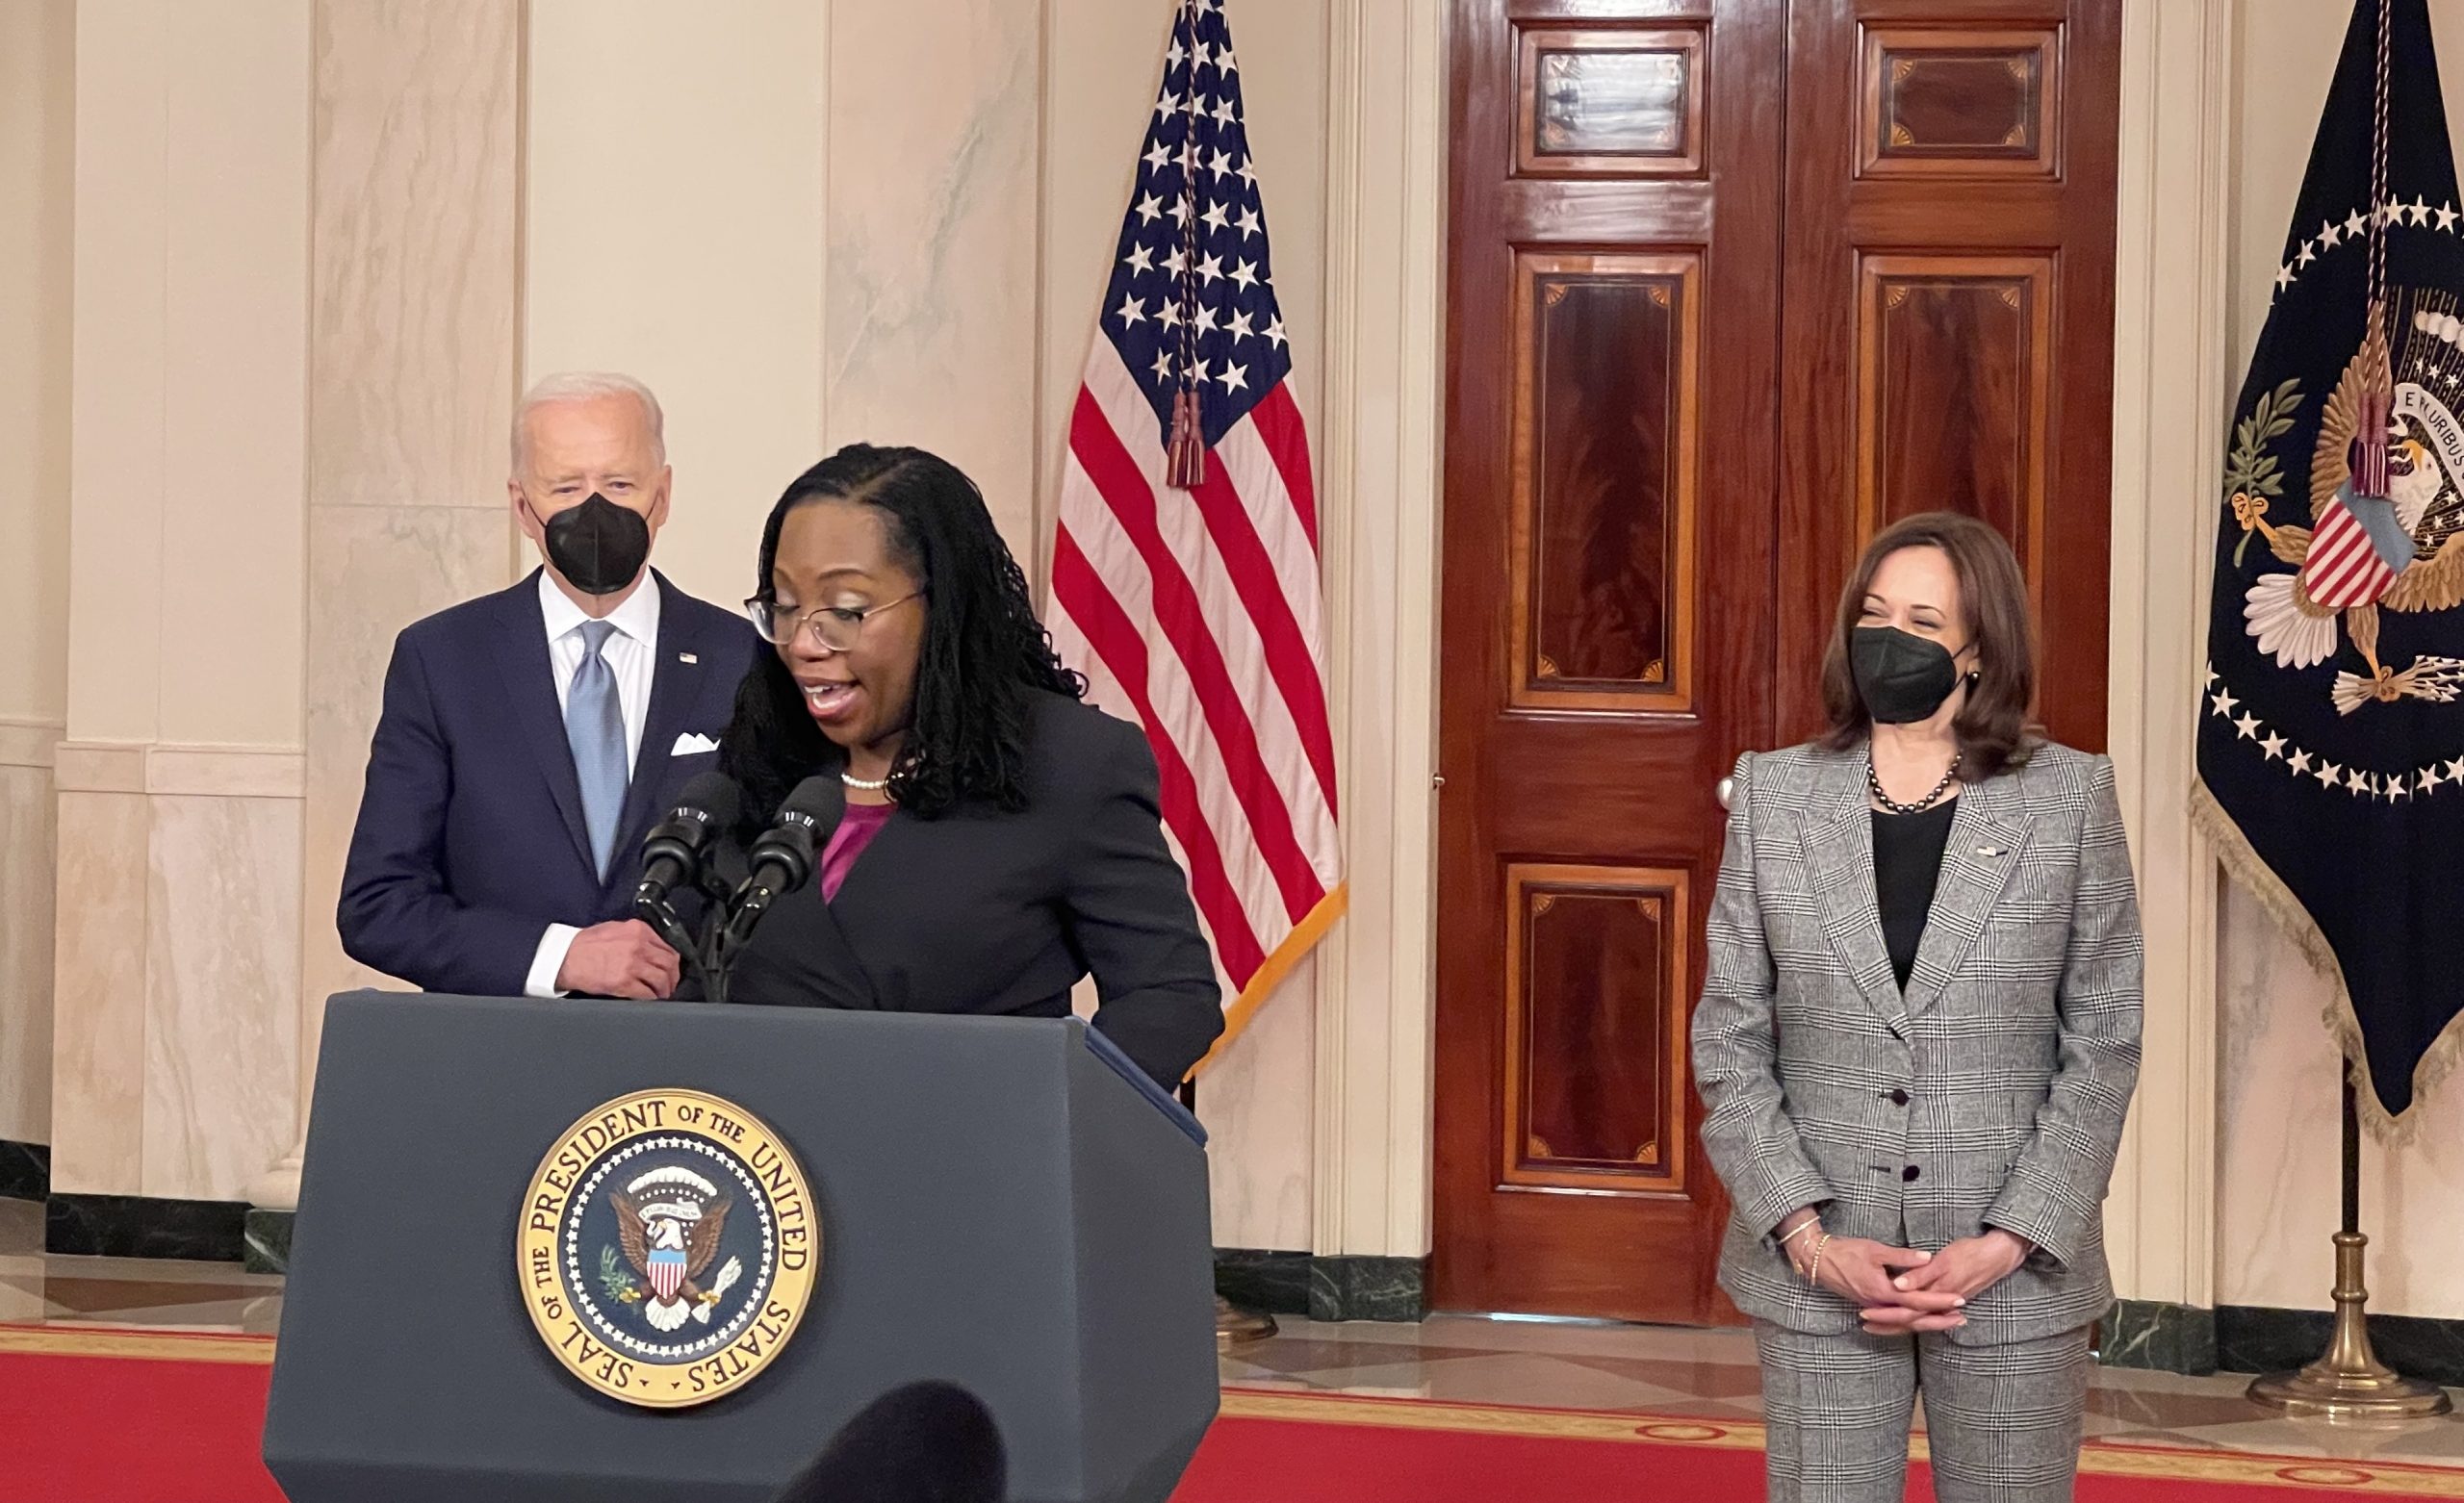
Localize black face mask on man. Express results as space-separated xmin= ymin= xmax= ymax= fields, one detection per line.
xmin=537 ymin=492 xmax=651 ymax=597
xmin=1850 ymin=625 xmax=1978 ymax=725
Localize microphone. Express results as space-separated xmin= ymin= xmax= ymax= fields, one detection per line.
xmin=633 ymin=771 xmax=742 ymax=919
xmin=724 ymin=775 xmax=839 ymax=952
xmin=770 ymin=1381 xmax=1007 ymax=1503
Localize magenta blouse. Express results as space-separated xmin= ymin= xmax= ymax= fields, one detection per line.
xmin=818 ymin=801 xmax=893 ymax=903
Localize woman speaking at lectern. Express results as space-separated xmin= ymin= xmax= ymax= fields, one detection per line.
xmin=709 ymin=444 xmax=1222 ymax=1088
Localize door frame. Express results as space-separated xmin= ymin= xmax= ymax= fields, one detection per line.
xmin=1294 ymin=0 xmax=2220 ymax=1317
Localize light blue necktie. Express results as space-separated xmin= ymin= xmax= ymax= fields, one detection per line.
xmin=565 ymin=620 xmax=628 ymax=879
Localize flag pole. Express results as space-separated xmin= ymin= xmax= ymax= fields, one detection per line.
xmin=2213 ymin=0 xmax=2453 ymax=1421
xmin=1182 ymin=1077 xmax=1278 ymax=1346
xmin=2246 ymin=1067 xmax=2450 ymax=1420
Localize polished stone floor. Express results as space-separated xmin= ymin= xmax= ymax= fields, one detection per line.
xmin=0 ymin=1198 xmax=282 ymax=1336
xmin=1220 ymin=1312 xmax=2464 ymax=1471
xmin=8 ymin=1195 xmax=2464 ymax=1474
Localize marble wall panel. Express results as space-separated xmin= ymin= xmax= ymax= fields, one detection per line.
xmin=1201 ymin=958 xmax=1317 ymax=1252
xmin=64 ymin=0 xmax=169 ymax=747
xmin=523 ymin=0 xmax=827 ymax=611
xmin=47 ymin=788 xmax=148 ymax=1195
xmin=0 ymin=755 xmax=58 ymax=1144
xmin=0 ymin=1 xmax=73 ymax=727
xmin=2214 ymin=887 xmax=2464 ymax=1319
xmin=310 ymin=0 xmax=522 ymax=511
xmin=141 ymin=796 xmax=301 ymax=1202
xmin=824 ymin=0 xmax=1044 ymax=559
xmin=295 ymin=0 xmax=526 ymax=1126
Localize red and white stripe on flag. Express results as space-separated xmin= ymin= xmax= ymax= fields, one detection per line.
xmin=2304 ymin=497 xmax=2400 ymax=609
xmin=1046 ymin=0 xmax=1343 ymax=1069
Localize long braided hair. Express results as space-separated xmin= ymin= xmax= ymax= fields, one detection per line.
xmin=719 ymin=445 xmax=1086 ymax=825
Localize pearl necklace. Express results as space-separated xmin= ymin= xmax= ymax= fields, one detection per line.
xmin=1867 ymin=753 xmax=1962 ymax=815
xmin=840 ymin=771 xmax=890 ymax=793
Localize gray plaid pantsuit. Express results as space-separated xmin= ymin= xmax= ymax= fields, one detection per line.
xmin=1691 ymin=742 xmax=2143 ymax=1501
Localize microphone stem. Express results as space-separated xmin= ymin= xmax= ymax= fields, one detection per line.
xmin=638 ymin=894 xmax=717 ymax=1002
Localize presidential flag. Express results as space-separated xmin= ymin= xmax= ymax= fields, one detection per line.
xmin=2196 ymin=0 xmax=2464 ymax=1132
xmin=1046 ymin=0 xmax=1344 ymax=1066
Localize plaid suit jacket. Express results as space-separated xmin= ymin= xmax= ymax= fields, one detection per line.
xmin=1691 ymin=740 xmax=2143 ymax=1345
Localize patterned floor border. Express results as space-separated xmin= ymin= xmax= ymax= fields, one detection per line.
xmin=1218 ymin=1390 xmax=2464 ymax=1498
xmin=0 ymin=1324 xmax=275 ymax=1364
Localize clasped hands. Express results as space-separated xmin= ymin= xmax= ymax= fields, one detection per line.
xmin=1776 ymin=1209 xmax=2031 ymax=1336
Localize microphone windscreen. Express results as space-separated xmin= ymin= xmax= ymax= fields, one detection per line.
xmin=671 ymin=769 xmax=743 ymax=829
xmin=770 ymin=1381 xmax=1006 ymax=1503
xmin=777 ymin=773 xmax=838 ymax=824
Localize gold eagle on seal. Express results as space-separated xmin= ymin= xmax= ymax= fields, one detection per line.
xmin=2239 ymin=293 xmax=2464 ymax=712
xmin=610 ymin=1165 xmax=740 ymax=1333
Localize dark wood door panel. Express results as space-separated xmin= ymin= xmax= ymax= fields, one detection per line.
xmin=1497 ymin=184 xmax=1720 ymax=240
xmin=1436 ymin=0 xmax=1783 ymax=1323
xmin=1779 ymin=0 xmax=2118 ymax=750
xmin=1437 ymin=0 xmax=2118 ymax=1324
xmin=1504 ymin=1 xmax=1721 ymax=26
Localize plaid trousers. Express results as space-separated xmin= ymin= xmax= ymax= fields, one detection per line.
xmin=1752 ymin=1319 xmax=2093 ymax=1502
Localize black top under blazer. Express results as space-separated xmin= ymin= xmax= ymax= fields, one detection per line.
xmin=712 ymin=692 xmax=1225 ymax=1087
xmin=1691 ymin=740 xmax=2143 ymax=1346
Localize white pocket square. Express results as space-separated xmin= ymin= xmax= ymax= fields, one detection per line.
xmin=671 ymin=731 xmax=720 ymax=755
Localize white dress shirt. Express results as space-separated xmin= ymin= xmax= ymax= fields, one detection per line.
xmin=526 ymin=571 xmax=663 ymax=997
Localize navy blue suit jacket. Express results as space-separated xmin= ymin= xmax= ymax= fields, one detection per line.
xmin=338 ymin=569 xmax=762 ymax=997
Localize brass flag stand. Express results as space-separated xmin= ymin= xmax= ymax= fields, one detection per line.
xmin=2246 ymin=1075 xmax=2450 ymax=1421
xmin=1182 ymin=1079 xmax=1278 ymax=1347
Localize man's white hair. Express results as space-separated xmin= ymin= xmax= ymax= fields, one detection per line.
xmin=511 ymin=371 xmax=666 ymax=472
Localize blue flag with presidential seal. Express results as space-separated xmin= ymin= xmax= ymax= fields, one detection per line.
xmin=2197 ymin=0 xmax=2464 ymax=1132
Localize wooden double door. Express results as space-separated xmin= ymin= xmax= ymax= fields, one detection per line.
xmin=1433 ymin=0 xmax=2120 ymax=1322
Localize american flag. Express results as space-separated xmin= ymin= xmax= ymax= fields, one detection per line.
xmin=1047 ymin=0 xmax=1344 ymax=1065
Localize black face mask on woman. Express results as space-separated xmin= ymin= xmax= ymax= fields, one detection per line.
xmin=538 ymin=492 xmax=651 ymax=596
xmin=1850 ymin=625 xmax=1977 ymax=725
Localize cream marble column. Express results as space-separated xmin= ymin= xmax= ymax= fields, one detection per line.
xmin=2098 ymin=0 xmax=2231 ymax=1312
xmin=251 ymin=0 xmax=523 ymax=1212
xmin=1310 ymin=0 xmax=1448 ymax=1262
xmin=53 ymin=0 xmax=312 ymax=1206
xmin=0 ymin=0 xmax=72 ymax=1157
xmin=54 ymin=747 xmax=305 ymax=1202
xmin=0 ymin=723 xmax=63 ymax=1151
xmin=826 ymin=0 xmax=1045 ymax=555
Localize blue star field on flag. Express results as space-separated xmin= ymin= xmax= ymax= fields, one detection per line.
xmin=1097 ymin=0 xmax=1294 ymax=454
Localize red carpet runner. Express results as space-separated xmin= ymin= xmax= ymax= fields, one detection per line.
xmin=4 ymin=1327 xmax=2459 ymax=1502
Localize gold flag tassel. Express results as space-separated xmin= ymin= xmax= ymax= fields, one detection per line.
xmin=1167 ymin=388 xmax=1207 ymax=491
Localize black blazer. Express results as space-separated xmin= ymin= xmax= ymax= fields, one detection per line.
xmin=714 ymin=692 xmax=1224 ymax=1086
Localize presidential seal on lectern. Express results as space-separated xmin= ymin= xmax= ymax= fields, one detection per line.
xmin=517 ymin=1088 xmax=820 ymax=1408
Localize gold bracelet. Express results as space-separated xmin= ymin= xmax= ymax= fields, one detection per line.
xmin=1777 ymin=1217 xmax=1822 ymax=1251
xmin=1806 ymin=1232 xmax=1834 ymax=1287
